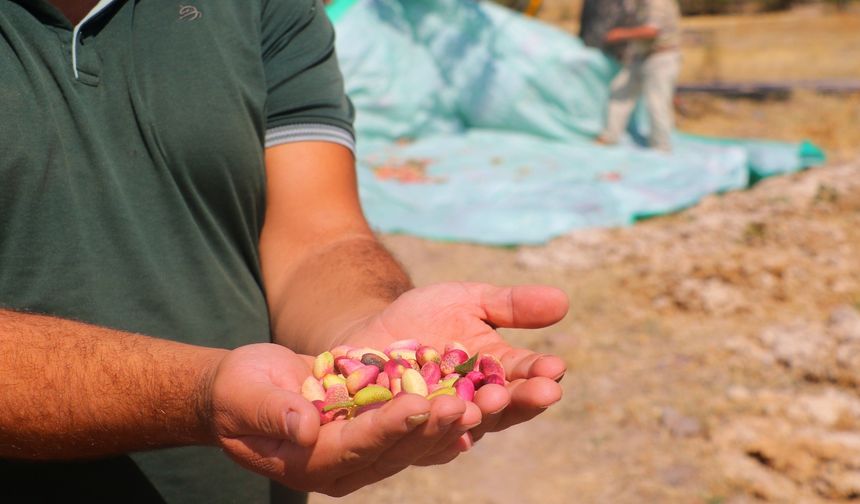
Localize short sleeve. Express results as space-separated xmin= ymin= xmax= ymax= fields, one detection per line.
xmin=261 ymin=0 xmax=355 ymax=152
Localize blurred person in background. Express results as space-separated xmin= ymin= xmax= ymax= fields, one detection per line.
xmin=593 ymin=0 xmax=682 ymax=151
xmin=579 ymin=0 xmax=636 ymax=60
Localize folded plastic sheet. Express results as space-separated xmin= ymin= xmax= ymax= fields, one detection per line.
xmin=328 ymin=0 xmax=825 ymax=245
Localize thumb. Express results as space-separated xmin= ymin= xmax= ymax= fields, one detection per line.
xmin=466 ymin=284 xmax=569 ymax=329
xmin=231 ymin=383 xmax=321 ymax=447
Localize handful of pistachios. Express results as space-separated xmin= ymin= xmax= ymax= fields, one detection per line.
xmin=301 ymin=340 xmax=507 ymax=424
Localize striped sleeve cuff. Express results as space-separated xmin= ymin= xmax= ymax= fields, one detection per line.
xmin=264 ymin=123 xmax=356 ymax=154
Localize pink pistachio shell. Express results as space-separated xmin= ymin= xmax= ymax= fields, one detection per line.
xmin=375 ymin=371 xmax=390 ymax=389
xmin=483 ymin=374 xmax=506 ymax=386
xmin=416 ymin=345 xmax=441 ymax=367
xmin=388 ymin=348 xmax=418 ymax=361
xmin=312 ymin=351 xmax=335 ymax=379
xmin=401 ymin=368 xmax=429 ymax=396
xmin=329 ymin=345 xmax=355 ymax=359
xmin=444 ymin=341 xmax=468 ymax=354
xmin=390 ymin=377 xmax=403 ymax=396
xmin=479 ymin=354 xmax=505 ymax=379
xmin=454 ymin=377 xmax=476 ymax=402
xmin=320 ymin=406 xmax=350 ymax=424
xmin=335 ymin=356 xmax=364 ymax=376
xmin=384 ymin=358 xmax=412 ymax=380
xmin=322 ymin=373 xmax=346 ymax=390
xmin=384 ymin=339 xmax=421 ymax=355
xmin=464 ymin=371 xmax=485 ymax=388
xmin=301 ymin=376 xmax=326 ymax=403
xmin=312 ymin=400 xmax=328 ymax=424
xmin=440 ymin=349 xmax=469 ymax=375
xmin=323 ymin=383 xmax=350 ymax=405
xmin=420 ymin=361 xmax=442 ymax=385
xmin=346 ymin=365 xmax=380 ymax=395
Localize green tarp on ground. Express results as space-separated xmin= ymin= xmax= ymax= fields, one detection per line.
xmin=328 ymin=0 xmax=825 ymax=245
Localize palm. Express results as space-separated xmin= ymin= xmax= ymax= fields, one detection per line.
xmin=368 ymin=286 xmax=502 ymax=350
xmin=343 ymin=282 xmax=569 ymax=441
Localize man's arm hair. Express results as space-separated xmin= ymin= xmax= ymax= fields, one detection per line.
xmin=259 ymin=141 xmax=413 ymax=355
xmin=0 ymin=309 xmax=225 ymax=459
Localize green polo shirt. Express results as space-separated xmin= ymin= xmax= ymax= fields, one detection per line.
xmin=0 ymin=0 xmax=353 ymax=502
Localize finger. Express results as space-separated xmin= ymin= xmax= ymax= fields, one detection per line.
xmin=455 ymin=431 xmax=474 ymax=452
xmin=325 ymin=397 xmax=477 ymax=496
xmin=412 ymin=444 xmax=462 ymax=466
xmin=370 ymin=395 xmax=473 ymax=476
xmin=498 ymin=351 xmax=567 ymax=382
xmin=215 ymin=387 xmax=322 ymax=487
xmin=466 ymin=383 xmax=508 ymax=442
xmin=270 ymin=393 xmax=431 ymax=495
xmin=472 ymin=377 xmax=562 ymax=442
xmin=385 ymin=398 xmax=481 ymax=467
xmin=225 ymin=384 xmax=321 ymax=447
xmin=334 ymin=393 xmax=433 ymax=464
xmin=464 ymin=284 xmax=568 ymax=329
xmin=221 ymin=435 xmax=294 ymax=482
xmin=413 ymin=432 xmax=474 ymax=466
xmin=415 ymin=401 xmax=482 ymax=462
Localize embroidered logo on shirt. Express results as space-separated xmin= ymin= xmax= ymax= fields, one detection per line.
xmin=178 ymin=5 xmax=202 ymax=21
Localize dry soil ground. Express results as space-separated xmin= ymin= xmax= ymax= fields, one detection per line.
xmin=311 ymin=8 xmax=860 ymax=504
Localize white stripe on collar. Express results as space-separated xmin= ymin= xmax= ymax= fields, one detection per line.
xmin=71 ymin=0 xmax=117 ymax=79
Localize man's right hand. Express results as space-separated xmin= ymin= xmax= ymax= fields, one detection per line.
xmin=0 ymin=309 xmax=476 ymax=496
xmin=207 ymin=344 xmax=481 ymax=497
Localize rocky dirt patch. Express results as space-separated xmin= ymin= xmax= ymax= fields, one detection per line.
xmin=717 ymin=305 xmax=860 ymax=503
xmin=518 ymin=160 xmax=860 ymax=321
xmin=311 ymin=158 xmax=860 ymax=504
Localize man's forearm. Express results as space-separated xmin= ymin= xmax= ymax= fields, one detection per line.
xmin=259 ymin=142 xmax=414 ymax=355
xmin=0 ymin=310 xmax=225 ymax=459
xmin=266 ymin=235 xmax=412 ymax=355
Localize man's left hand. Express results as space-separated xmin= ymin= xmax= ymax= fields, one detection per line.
xmin=337 ymin=282 xmax=569 ymax=452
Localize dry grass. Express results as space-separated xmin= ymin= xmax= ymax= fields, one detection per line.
xmin=677 ymin=91 xmax=860 ymax=162
xmin=538 ymin=2 xmax=860 ymax=82
xmin=679 ymin=7 xmax=860 ymax=83
xmin=676 ymin=8 xmax=860 ymax=161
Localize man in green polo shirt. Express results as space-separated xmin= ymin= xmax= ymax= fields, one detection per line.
xmin=0 ymin=0 xmax=569 ymax=502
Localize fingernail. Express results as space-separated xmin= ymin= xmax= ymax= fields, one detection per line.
xmin=286 ymin=412 xmax=302 ymax=442
xmin=489 ymin=403 xmax=509 ymax=415
xmin=459 ymin=432 xmax=474 ymax=451
xmin=542 ymin=397 xmax=562 ymax=409
xmin=439 ymin=413 xmax=462 ymax=426
xmin=406 ymin=412 xmax=430 ymax=429
xmin=462 ymin=420 xmax=482 ymax=430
